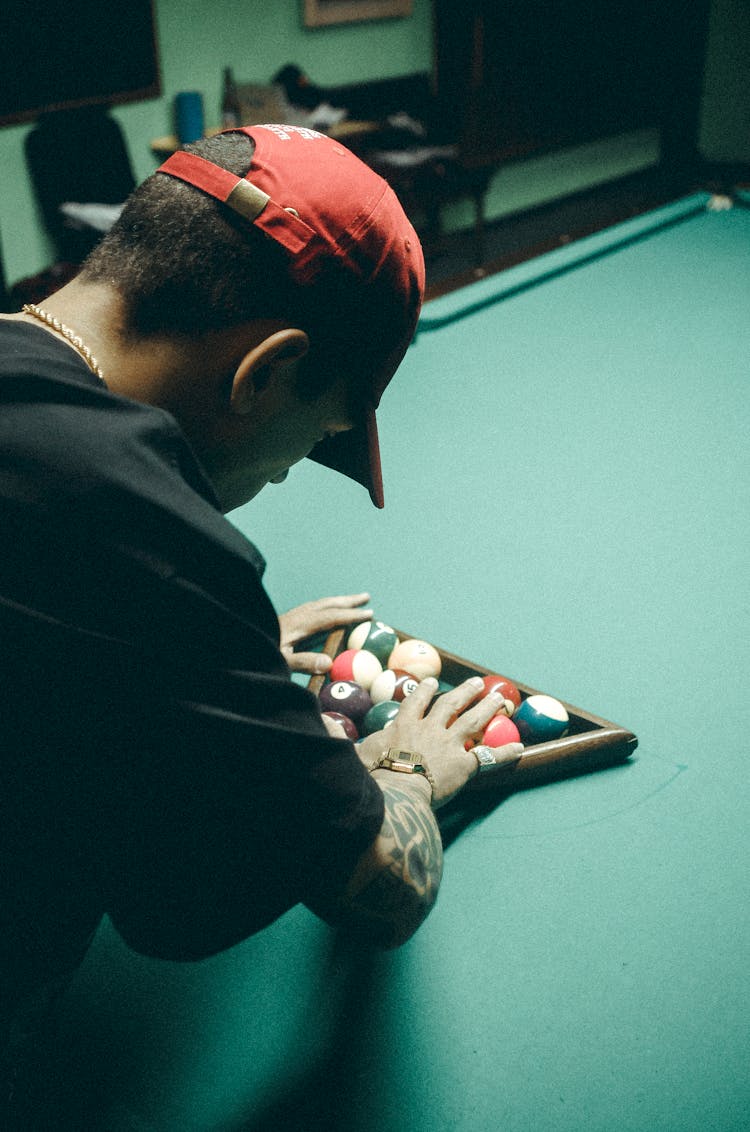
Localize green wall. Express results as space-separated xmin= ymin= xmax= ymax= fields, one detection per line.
xmin=0 ymin=0 xmax=433 ymax=286
xmin=1 ymin=0 xmax=747 ymax=289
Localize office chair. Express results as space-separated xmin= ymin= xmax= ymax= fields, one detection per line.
xmin=24 ymin=105 xmax=136 ymax=264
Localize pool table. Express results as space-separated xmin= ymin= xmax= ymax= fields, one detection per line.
xmin=37 ymin=192 xmax=750 ymax=1130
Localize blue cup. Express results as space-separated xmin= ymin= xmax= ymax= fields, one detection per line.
xmin=175 ymin=91 xmax=204 ymax=144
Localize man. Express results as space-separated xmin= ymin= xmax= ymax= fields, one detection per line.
xmin=0 ymin=124 xmax=520 ymax=1112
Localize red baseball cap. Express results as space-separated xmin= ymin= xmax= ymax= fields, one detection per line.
xmin=157 ymin=124 xmax=425 ymax=507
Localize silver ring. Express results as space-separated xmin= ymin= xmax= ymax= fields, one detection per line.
xmin=471 ymin=745 xmax=497 ymax=773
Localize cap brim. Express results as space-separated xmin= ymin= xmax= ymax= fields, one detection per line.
xmin=307 ymin=405 xmax=383 ymax=508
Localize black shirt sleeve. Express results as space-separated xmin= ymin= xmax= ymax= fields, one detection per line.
xmin=0 ymin=323 xmax=384 ymax=963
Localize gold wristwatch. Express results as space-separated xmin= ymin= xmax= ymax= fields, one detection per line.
xmin=374 ymin=748 xmax=435 ymax=797
xmin=377 ymin=748 xmax=426 ymax=775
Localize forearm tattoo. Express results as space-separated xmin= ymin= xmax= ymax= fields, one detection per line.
xmin=346 ymin=782 xmax=444 ymax=948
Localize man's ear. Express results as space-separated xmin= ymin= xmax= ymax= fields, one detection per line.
xmin=230 ymin=328 xmax=310 ymax=416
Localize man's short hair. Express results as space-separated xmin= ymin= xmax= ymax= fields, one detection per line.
xmin=82 ymin=133 xmax=301 ymax=337
xmin=81 ymin=131 xmax=415 ymax=404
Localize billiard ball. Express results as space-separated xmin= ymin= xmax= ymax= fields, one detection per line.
xmin=369 ymin=668 xmax=419 ymax=704
xmin=388 ymin=638 xmax=442 ymax=681
xmin=321 ymin=711 xmax=359 ymax=741
xmin=319 ymin=680 xmax=372 ymax=726
xmin=347 ymin=620 xmax=399 ymax=666
xmin=481 ymin=674 xmax=521 ymax=717
xmin=330 ymin=648 xmax=382 ymax=691
xmin=514 ymin=694 xmax=569 ymax=743
xmin=361 ymin=699 xmax=401 ymax=735
xmin=481 ymin=713 xmax=521 ymax=748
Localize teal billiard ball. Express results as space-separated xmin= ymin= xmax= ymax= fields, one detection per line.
xmin=514 ymin=694 xmax=569 ymax=743
xmin=361 ymin=699 xmax=401 ymax=736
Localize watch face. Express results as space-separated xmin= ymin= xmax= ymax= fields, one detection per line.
xmin=385 ymin=750 xmax=424 ymax=774
xmin=379 ymin=750 xmax=417 ymax=773
xmin=387 ymin=748 xmax=417 ymax=764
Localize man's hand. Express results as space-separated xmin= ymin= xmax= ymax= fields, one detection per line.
xmin=279 ymin=593 xmax=373 ymax=675
xmin=358 ymin=676 xmax=524 ymax=808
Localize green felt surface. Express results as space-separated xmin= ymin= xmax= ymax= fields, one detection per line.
xmin=39 ymin=195 xmax=750 ymax=1130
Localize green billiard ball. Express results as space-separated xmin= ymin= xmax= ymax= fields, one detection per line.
xmin=347 ymin=620 xmax=400 ymax=666
xmin=361 ymin=699 xmax=400 ymax=736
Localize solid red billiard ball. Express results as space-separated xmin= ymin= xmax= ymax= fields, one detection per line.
xmin=482 ymin=713 xmax=521 ymax=748
xmin=388 ymin=638 xmax=441 ymax=681
xmin=321 ymin=711 xmax=359 ymax=741
xmin=330 ymin=648 xmax=382 ymax=691
xmin=514 ymin=695 xmax=569 ymax=743
xmin=369 ymin=668 xmax=419 ymax=704
xmin=319 ymin=680 xmax=372 ymax=726
xmin=481 ymin=674 xmax=521 ymax=716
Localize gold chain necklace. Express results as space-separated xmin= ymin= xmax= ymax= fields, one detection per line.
xmin=22 ymin=303 xmax=106 ymax=384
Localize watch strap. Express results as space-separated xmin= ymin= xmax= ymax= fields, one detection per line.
xmin=373 ymin=747 xmax=435 ymax=798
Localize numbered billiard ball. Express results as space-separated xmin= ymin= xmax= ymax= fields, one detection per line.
xmin=330 ymin=648 xmax=382 ymax=691
xmin=481 ymin=674 xmax=521 ymax=717
xmin=388 ymin=638 xmax=442 ymax=681
xmin=347 ymin=620 xmax=399 ymax=666
xmin=514 ymin=695 xmax=569 ymax=743
xmin=319 ymin=680 xmax=372 ymax=726
xmin=321 ymin=711 xmax=359 ymax=741
xmin=482 ymin=713 xmax=521 ymax=748
xmin=369 ymin=668 xmax=419 ymax=704
xmin=361 ymin=699 xmax=401 ymax=735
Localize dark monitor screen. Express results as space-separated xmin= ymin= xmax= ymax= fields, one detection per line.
xmin=1 ymin=0 xmax=160 ymax=125
xmin=432 ymin=0 xmax=710 ymax=165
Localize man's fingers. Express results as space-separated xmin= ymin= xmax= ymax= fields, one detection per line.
xmin=285 ymin=650 xmax=333 ymax=675
xmin=392 ymin=676 xmax=439 ymax=721
xmin=427 ymin=676 xmax=485 ymax=726
xmin=322 ymin=593 xmax=372 ymax=610
xmin=281 ymin=594 xmax=373 ymax=646
xmin=321 ymin=713 xmax=350 ymax=739
xmin=451 ymin=689 xmax=510 ymax=741
xmin=468 ymin=741 xmax=525 ymax=775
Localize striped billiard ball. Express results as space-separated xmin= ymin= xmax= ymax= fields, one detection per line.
xmin=481 ymin=674 xmax=521 ymax=716
xmin=347 ymin=620 xmax=399 ymax=666
xmin=514 ymin=695 xmax=569 ymax=743
xmin=330 ymin=648 xmax=382 ymax=691
xmin=369 ymin=668 xmax=419 ymax=704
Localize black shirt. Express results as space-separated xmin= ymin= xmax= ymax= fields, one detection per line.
xmin=0 ymin=321 xmax=383 ymax=1017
